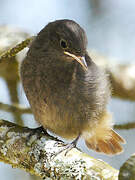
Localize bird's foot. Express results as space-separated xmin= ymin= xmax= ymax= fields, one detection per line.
xmin=26 ymin=126 xmax=48 ymax=144
xmin=64 ymin=135 xmax=80 ymax=156
xmin=54 ymin=134 xmax=80 ymax=157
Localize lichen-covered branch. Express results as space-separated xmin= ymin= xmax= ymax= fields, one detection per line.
xmin=119 ymin=153 xmax=135 ymax=180
xmin=0 ymin=36 xmax=35 ymax=62
xmin=0 ymin=119 xmax=118 ymax=179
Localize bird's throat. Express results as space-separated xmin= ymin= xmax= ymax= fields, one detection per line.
xmin=46 ymin=61 xmax=76 ymax=87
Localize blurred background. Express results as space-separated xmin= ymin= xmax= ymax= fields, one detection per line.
xmin=0 ymin=0 xmax=135 ymax=179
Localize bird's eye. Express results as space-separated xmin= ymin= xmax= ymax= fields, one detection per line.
xmin=60 ymin=39 xmax=68 ymax=49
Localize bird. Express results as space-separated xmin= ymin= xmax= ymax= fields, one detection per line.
xmin=20 ymin=19 xmax=125 ymax=155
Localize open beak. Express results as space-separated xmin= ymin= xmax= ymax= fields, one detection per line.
xmin=64 ymin=51 xmax=88 ymax=71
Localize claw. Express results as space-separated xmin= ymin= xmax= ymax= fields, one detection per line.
xmin=26 ymin=126 xmax=48 ymax=144
xmin=53 ymin=134 xmax=80 ymax=158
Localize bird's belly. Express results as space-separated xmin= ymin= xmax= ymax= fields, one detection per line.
xmin=33 ymin=103 xmax=85 ymax=140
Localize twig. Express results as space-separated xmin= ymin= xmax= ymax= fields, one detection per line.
xmin=0 ymin=102 xmax=31 ymax=114
xmin=114 ymin=122 xmax=135 ymax=130
xmin=0 ymin=36 xmax=35 ymax=62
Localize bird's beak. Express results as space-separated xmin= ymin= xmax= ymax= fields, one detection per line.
xmin=64 ymin=51 xmax=88 ymax=71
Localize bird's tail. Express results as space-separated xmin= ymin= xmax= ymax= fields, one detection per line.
xmin=83 ymin=112 xmax=125 ymax=155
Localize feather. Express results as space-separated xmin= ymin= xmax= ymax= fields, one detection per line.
xmin=84 ymin=111 xmax=125 ymax=155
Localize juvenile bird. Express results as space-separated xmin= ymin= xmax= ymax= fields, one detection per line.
xmin=20 ymin=19 xmax=125 ymax=155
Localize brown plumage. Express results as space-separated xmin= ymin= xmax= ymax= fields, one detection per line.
xmin=20 ymin=19 xmax=125 ymax=155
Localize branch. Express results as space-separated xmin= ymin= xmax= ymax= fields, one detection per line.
xmin=119 ymin=153 xmax=135 ymax=179
xmin=0 ymin=26 xmax=33 ymax=125
xmin=108 ymin=64 xmax=135 ymax=101
xmin=90 ymin=51 xmax=135 ymax=101
xmin=114 ymin=122 xmax=135 ymax=130
xmin=0 ymin=36 xmax=35 ymax=62
xmin=0 ymin=102 xmax=31 ymax=114
xmin=0 ymin=119 xmax=118 ymax=179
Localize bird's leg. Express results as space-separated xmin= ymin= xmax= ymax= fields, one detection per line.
xmin=54 ymin=134 xmax=81 ymax=157
xmin=64 ymin=134 xmax=81 ymax=155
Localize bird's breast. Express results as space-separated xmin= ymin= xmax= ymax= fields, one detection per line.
xmin=29 ymin=74 xmax=90 ymax=139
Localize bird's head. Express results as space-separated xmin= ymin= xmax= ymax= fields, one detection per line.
xmin=30 ymin=19 xmax=88 ymax=71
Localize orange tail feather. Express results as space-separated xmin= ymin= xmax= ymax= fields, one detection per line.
xmin=84 ymin=111 xmax=125 ymax=155
xmin=85 ymin=129 xmax=125 ymax=155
